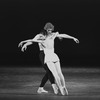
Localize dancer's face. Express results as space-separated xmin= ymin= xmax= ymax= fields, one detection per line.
xmin=47 ymin=29 xmax=52 ymax=34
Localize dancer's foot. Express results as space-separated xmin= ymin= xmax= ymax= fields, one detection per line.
xmin=37 ymin=87 xmax=48 ymax=94
xmin=59 ymin=86 xmax=65 ymax=95
xmin=63 ymin=87 xmax=68 ymax=95
xmin=52 ymin=84 xmax=58 ymax=94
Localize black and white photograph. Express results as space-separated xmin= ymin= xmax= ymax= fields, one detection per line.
xmin=0 ymin=0 xmax=100 ymax=100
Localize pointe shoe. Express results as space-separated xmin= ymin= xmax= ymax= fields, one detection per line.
xmin=64 ymin=87 xmax=68 ymax=95
xmin=59 ymin=87 xmax=65 ymax=95
xmin=52 ymin=84 xmax=58 ymax=94
xmin=37 ymin=88 xmax=48 ymax=94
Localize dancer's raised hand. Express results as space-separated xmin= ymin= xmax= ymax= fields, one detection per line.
xmin=73 ymin=38 xmax=79 ymax=43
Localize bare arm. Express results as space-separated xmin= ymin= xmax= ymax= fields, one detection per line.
xmin=32 ymin=34 xmax=45 ymax=43
xmin=19 ymin=34 xmax=45 ymax=52
xmin=57 ymin=33 xmax=79 ymax=43
xmin=18 ymin=38 xmax=35 ymax=47
xmin=57 ymin=33 xmax=74 ymax=39
xmin=18 ymin=34 xmax=44 ymax=47
xmin=22 ymin=39 xmax=33 ymax=43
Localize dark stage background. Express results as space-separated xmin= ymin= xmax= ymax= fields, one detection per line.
xmin=0 ymin=0 xmax=100 ymax=67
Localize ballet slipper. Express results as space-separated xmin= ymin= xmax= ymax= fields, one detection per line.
xmin=37 ymin=87 xmax=48 ymax=94
xmin=63 ymin=86 xmax=68 ymax=95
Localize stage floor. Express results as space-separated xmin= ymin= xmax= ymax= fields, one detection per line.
xmin=0 ymin=66 xmax=100 ymax=100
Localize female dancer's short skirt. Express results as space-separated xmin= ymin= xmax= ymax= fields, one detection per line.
xmin=44 ymin=49 xmax=60 ymax=63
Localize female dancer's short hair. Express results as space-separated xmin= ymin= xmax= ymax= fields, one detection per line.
xmin=40 ymin=22 xmax=54 ymax=37
xmin=44 ymin=22 xmax=54 ymax=31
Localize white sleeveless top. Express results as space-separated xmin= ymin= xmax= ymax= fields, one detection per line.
xmin=42 ymin=32 xmax=60 ymax=63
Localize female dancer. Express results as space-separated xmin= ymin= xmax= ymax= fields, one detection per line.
xmin=38 ymin=23 xmax=79 ymax=95
xmin=18 ymin=22 xmax=79 ymax=95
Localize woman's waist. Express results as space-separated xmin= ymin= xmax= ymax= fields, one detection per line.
xmin=44 ymin=48 xmax=54 ymax=54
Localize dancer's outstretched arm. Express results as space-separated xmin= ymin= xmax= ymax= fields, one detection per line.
xmin=18 ymin=34 xmax=44 ymax=47
xmin=32 ymin=34 xmax=45 ymax=43
xmin=57 ymin=32 xmax=79 ymax=43
xmin=18 ymin=39 xmax=33 ymax=48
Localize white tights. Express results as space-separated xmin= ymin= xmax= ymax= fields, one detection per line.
xmin=46 ymin=61 xmax=67 ymax=93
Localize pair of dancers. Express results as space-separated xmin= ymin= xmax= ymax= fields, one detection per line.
xmin=18 ymin=22 xmax=79 ymax=95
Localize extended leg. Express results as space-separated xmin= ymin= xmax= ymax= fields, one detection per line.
xmin=46 ymin=62 xmax=65 ymax=95
xmin=54 ymin=61 xmax=68 ymax=95
xmin=37 ymin=51 xmax=49 ymax=93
